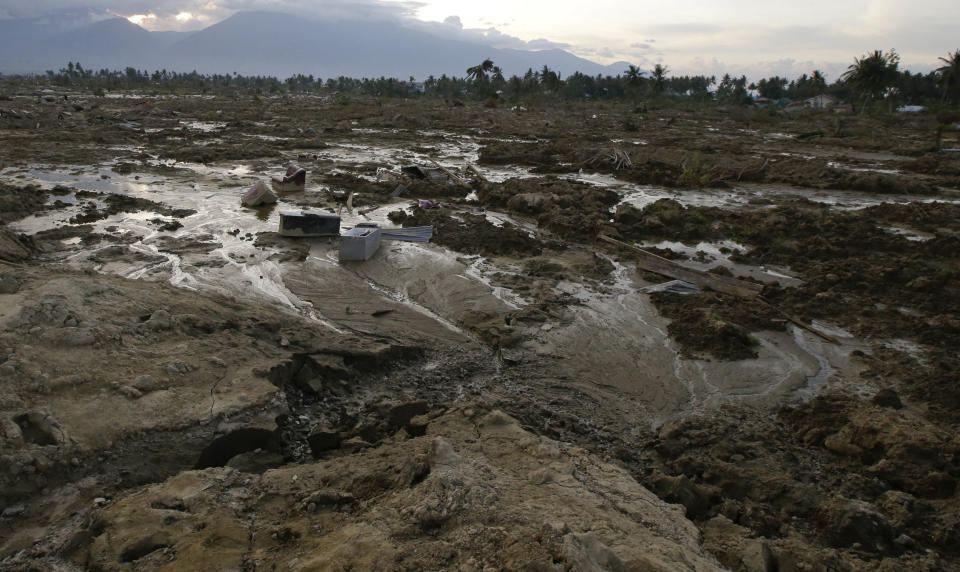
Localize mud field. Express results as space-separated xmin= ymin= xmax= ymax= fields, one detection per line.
xmin=1 ymin=90 xmax=960 ymax=571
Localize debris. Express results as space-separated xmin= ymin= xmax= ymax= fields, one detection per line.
xmin=279 ymin=212 xmax=341 ymax=237
xmin=599 ymin=235 xmax=763 ymax=299
xmin=358 ymin=205 xmax=380 ymax=216
xmin=465 ymin=165 xmax=488 ymax=183
xmin=1 ymin=505 xmax=25 ymax=519
xmin=241 ymin=180 xmax=278 ymax=207
xmin=339 ymin=225 xmax=381 ymax=261
xmin=271 ymin=164 xmax=307 ymax=192
xmin=585 ymin=148 xmax=632 ymax=171
xmin=379 ymin=226 xmax=433 ymax=243
xmin=391 ymin=184 xmax=409 ymax=197
xmin=402 ymin=165 xmax=449 ymax=183
xmin=427 ymin=159 xmax=472 ymax=188
xmin=418 ymin=199 xmax=443 ymax=209
xmin=642 ymin=280 xmax=701 ymax=295
xmin=344 ymin=191 xmax=354 ymax=215
xmin=756 ymin=296 xmax=840 ymax=344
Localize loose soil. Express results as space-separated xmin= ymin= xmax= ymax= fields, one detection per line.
xmin=1 ymin=90 xmax=960 ymax=570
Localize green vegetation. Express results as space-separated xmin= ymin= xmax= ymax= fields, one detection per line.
xmin=1 ymin=48 xmax=957 ymax=111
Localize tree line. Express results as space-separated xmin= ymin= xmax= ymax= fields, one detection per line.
xmin=3 ymin=48 xmax=958 ymax=109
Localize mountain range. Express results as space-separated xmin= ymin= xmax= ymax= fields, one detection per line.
xmin=0 ymin=11 xmax=631 ymax=80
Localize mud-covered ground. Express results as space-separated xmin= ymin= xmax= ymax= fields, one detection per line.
xmin=1 ymin=87 xmax=960 ymax=570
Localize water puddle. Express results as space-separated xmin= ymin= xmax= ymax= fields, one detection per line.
xmin=885 ymin=226 xmax=935 ymax=241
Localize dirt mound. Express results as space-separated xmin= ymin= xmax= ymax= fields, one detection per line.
xmin=0 ymin=229 xmax=39 ymax=263
xmin=0 ymin=185 xmax=50 ymax=225
xmin=14 ymin=407 xmax=721 ymax=571
xmin=639 ymin=395 xmax=959 ymax=569
xmin=650 ymin=292 xmax=784 ymax=360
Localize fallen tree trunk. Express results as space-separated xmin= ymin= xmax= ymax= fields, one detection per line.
xmin=599 ymin=235 xmax=838 ymax=344
xmin=599 ymin=235 xmax=763 ymax=299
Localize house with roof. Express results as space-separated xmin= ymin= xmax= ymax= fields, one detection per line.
xmin=805 ymin=94 xmax=838 ymax=109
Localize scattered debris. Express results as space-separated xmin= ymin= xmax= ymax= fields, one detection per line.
xmin=241 ymin=180 xmax=278 ymax=207
xmin=271 ymin=164 xmax=307 ymax=192
xmin=278 ymin=212 xmax=341 ymax=237
xmin=428 ymin=158 xmax=472 ymax=188
xmin=585 ymin=147 xmax=633 ymax=171
xmin=642 ymin=280 xmax=701 ymax=295
xmin=402 ymin=165 xmax=449 ymax=183
xmin=379 ymin=226 xmax=433 ymax=243
xmin=599 ymin=235 xmax=762 ymax=299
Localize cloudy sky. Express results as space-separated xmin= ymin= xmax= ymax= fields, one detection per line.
xmin=1 ymin=0 xmax=957 ymax=80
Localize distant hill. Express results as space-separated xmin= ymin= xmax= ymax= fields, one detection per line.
xmin=0 ymin=11 xmax=630 ymax=79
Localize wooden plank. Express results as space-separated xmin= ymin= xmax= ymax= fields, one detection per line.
xmin=757 ymin=296 xmax=839 ymax=344
xmin=466 ymin=164 xmax=488 ymax=183
xmin=428 ymin=158 xmax=472 ymax=189
xmin=598 ymin=234 xmax=763 ymax=299
xmin=599 ymin=235 xmax=838 ymax=344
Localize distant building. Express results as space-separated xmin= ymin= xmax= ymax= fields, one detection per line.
xmin=753 ymin=97 xmax=773 ymax=108
xmin=805 ymin=94 xmax=838 ymax=109
xmin=785 ymin=101 xmax=807 ymax=113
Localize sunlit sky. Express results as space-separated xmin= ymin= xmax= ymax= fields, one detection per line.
xmin=4 ymin=0 xmax=958 ymax=79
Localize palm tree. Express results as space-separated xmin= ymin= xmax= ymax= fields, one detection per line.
xmin=811 ymin=70 xmax=827 ymax=94
xmin=651 ymin=63 xmax=669 ymax=93
xmin=936 ymin=50 xmax=960 ymax=104
xmin=841 ymin=49 xmax=900 ymax=113
xmin=466 ymin=58 xmax=495 ymax=83
xmin=624 ymin=65 xmax=644 ymax=87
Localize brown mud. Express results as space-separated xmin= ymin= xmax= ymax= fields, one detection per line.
xmin=1 ymin=90 xmax=960 ymax=570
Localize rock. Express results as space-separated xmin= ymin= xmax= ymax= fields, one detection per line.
xmin=0 ymin=274 xmax=20 ymax=294
xmin=13 ymin=412 xmax=63 ymax=446
xmin=341 ymin=436 xmax=372 ymax=453
xmin=878 ymin=490 xmax=917 ymax=528
xmin=828 ymin=499 xmax=896 ymax=553
xmin=647 ymin=471 xmax=713 ymax=518
xmin=0 ymin=418 xmax=23 ymax=445
xmin=44 ymin=327 xmax=96 ymax=347
xmin=165 ymin=360 xmax=191 ymax=375
xmin=303 ymin=489 xmax=354 ymax=507
xmin=145 ymin=309 xmax=172 ymax=331
xmin=407 ymin=414 xmax=430 ymax=437
xmin=823 ymin=432 xmax=863 ymax=457
xmin=307 ymin=430 xmax=341 ymax=456
xmin=894 ymin=534 xmax=918 ymax=549
xmin=131 ymin=375 xmax=160 ymax=393
xmin=563 ymin=532 xmax=627 ymax=571
xmin=118 ymin=386 xmax=143 ymax=399
xmin=429 ymin=437 xmax=462 ymax=469
xmin=1 ymin=505 xmax=25 ymax=518
xmin=386 ymin=400 xmax=429 ymax=431
xmin=225 ymin=449 xmax=285 ymax=474
xmin=871 ymin=388 xmax=903 ymax=409
xmin=740 ymin=540 xmax=777 ymax=572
